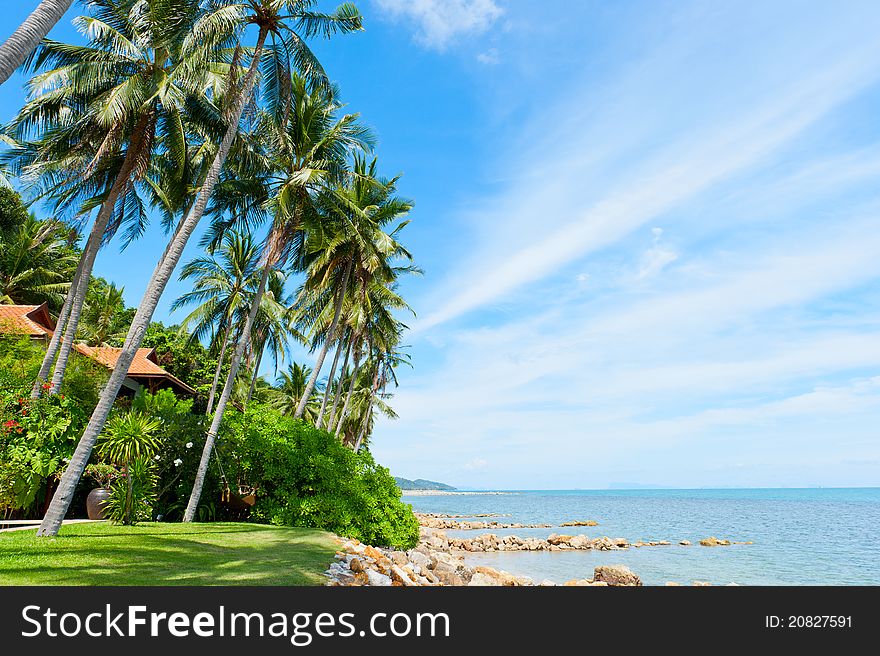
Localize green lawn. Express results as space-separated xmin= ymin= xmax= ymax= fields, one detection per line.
xmin=0 ymin=522 xmax=339 ymax=586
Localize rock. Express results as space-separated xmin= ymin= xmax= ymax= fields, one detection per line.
xmin=390 ymin=551 xmax=409 ymax=567
xmin=468 ymin=572 xmax=503 ymax=586
xmin=692 ymin=581 xmax=712 ymax=586
xmin=563 ymin=579 xmax=592 ymax=586
xmin=593 ymin=565 xmax=642 ymax=586
xmin=699 ymin=537 xmax=731 ymax=547
xmin=407 ymin=550 xmax=431 ymax=569
xmin=349 ymin=558 xmax=365 ymax=573
xmin=679 ymin=540 xmax=691 ymax=546
xmin=547 ymin=533 xmax=574 ymax=546
xmin=665 ymin=582 xmax=681 ymax=586
xmin=538 ymin=579 xmax=557 ymax=586
xmin=363 ymin=546 xmax=385 ymax=560
xmin=591 ymin=536 xmax=616 ymax=551
xmin=365 ymin=569 xmax=393 ymax=587
xmin=390 ymin=565 xmax=417 ymax=586
xmin=568 ymin=535 xmax=592 ymax=550
xmin=561 ymin=520 xmax=599 ymax=527
xmin=472 ymin=566 xmax=523 ymax=586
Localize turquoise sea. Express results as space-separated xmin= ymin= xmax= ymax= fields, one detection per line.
xmin=405 ymin=488 xmax=880 ymax=586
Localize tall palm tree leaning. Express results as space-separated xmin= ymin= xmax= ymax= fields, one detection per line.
xmin=36 ymin=0 xmax=360 ymax=537
xmin=0 ymin=0 xmax=74 ymax=86
xmin=172 ymin=230 xmax=260 ymax=415
xmin=184 ymin=50 xmax=370 ymax=521
xmin=12 ymin=0 xmax=233 ymax=398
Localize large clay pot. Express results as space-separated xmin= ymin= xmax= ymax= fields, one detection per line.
xmin=86 ymin=487 xmax=111 ymax=520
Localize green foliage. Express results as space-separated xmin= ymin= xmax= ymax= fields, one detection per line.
xmin=84 ymin=462 xmax=119 ymax=488
xmin=142 ymin=323 xmax=218 ymax=412
xmin=132 ymin=389 xmax=213 ymax=521
xmin=97 ymin=413 xmax=162 ymax=525
xmin=103 ymin=458 xmax=157 ymax=525
xmin=0 ymin=187 xmax=29 ymax=236
xmin=221 ymin=404 xmax=419 ymax=549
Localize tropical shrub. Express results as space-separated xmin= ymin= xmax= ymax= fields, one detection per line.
xmin=221 ymin=405 xmax=419 ymax=549
xmin=0 ymin=337 xmax=84 ymax=516
xmin=96 ymin=413 xmax=161 ymax=525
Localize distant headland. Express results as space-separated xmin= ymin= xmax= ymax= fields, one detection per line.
xmin=394 ymin=477 xmax=457 ymax=491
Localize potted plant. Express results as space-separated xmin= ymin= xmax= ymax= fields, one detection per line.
xmin=84 ymin=463 xmax=118 ymax=520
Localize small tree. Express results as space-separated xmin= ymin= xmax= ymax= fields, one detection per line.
xmin=96 ymin=413 xmax=160 ymax=525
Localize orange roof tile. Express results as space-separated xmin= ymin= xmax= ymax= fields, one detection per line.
xmin=73 ymin=344 xmax=196 ymax=395
xmin=0 ymin=303 xmax=54 ymax=337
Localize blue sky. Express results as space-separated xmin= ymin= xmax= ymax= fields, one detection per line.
xmin=2 ymin=1 xmax=880 ymax=489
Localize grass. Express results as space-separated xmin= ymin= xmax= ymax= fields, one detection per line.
xmin=0 ymin=522 xmax=339 ymax=586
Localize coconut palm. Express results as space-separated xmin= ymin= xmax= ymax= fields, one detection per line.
xmin=38 ymin=0 xmax=359 ymax=537
xmin=0 ymin=213 xmax=77 ymax=308
xmin=293 ymin=156 xmax=416 ymax=423
xmin=79 ymin=279 xmax=131 ymax=346
xmin=0 ymin=0 xmax=74 ymax=86
xmin=172 ymin=230 xmax=260 ymax=414
xmin=7 ymin=0 xmax=237 ymax=397
xmin=244 ymin=268 xmax=299 ymax=405
xmin=185 ymin=51 xmax=371 ymax=521
xmin=271 ymin=362 xmax=322 ymax=420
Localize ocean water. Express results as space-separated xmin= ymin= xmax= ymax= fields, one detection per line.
xmin=404 ymin=488 xmax=880 ymax=586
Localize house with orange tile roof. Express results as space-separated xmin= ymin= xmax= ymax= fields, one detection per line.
xmin=0 ymin=303 xmax=195 ymax=398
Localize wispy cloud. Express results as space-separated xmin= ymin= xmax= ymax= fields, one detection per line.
xmin=414 ymin=38 xmax=880 ymax=331
xmin=373 ymin=0 xmax=504 ymax=50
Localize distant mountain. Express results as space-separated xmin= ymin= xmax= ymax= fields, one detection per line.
xmin=394 ymin=477 xmax=457 ymax=491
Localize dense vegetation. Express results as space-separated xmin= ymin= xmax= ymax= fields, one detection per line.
xmin=0 ymin=334 xmax=417 ymax=548
xmin=0 ymin=0 xmax=419 ymax=545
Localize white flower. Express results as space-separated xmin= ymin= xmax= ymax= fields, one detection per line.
xmin=154 ymin=455 xmax=161 ymax=461
xmin=62 ymin=458 xmax=70 ymax=464
xmin=173 ymin=458 xmax=183 ymax=467
xmin=185 ymin=442 xmax=193 ymax=449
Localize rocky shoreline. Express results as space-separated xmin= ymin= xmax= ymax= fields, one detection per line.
xmin=323 ymin=512 xmax=750 ymax=586
xmin=324 ymin=536 xmax=641 ymax=587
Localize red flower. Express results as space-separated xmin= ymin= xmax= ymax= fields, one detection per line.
xmin=41 ymin=383 xmax=52 ymax=390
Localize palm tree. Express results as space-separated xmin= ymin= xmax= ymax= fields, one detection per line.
xmin=245 ymin=268 xmax=299 ymax=405
xmin=28 ymin=0 xmax=363 ymax=534
xmin=294 ymin=156 xmax=416 ymax=422
xmin=184 ymin=40 xmax=370 ymax=521
xmin=0 ymin=213 xmax=77 ymax=308
xmin=37 ymin=0 xmax=297 ymax=538
xmin=79 ymin=279 xmax=131 ymax=346
xmin=172 ymin=230 xmax=260 ymax=414
xmin=7 ymin=0 xmax=236 ymax=397
xmin=271 ymin=362 xmax=322 ymax=420
xmin=0 ymin=0 xmax=74 ymax=86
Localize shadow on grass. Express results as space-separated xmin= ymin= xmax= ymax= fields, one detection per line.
xmin=0 ymin=523 xmax=337 ymax=586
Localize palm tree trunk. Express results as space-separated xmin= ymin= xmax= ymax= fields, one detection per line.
xmin=30 ymin=255 xmax=84 ymax=398
xmin=0 ymin=0 xmax=73 ymax=86
xmin=335 ymin=346 xmax=361 ymax=439
xmin=353 ymin=364 xmax=381 ymax=452
xmin=184 ymin=264 xmax=270 ymax=522
xmin=245 ymin=345 xmax=264 ymax=408
xmin=315 ymin=340 xmax=342 ymax=429
xmin=49 ymin=110 xmax=156 ymax=394
xmin=206 ymin=323 xmax=231 ymax=416
xmin=294 ymin=260 xmax=352 ymax=419
xmin=326 ymin=336 xmax=351 ymax=429
xmin=36 ymin=27 xmax=269 ymax=538
xmin=124 ymin=462 xmax=133 ymax=525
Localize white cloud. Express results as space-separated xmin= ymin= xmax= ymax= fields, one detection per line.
xmin=374 ymin=0 xmax=504 ymax=50
xmin=412 ymin=20 xmax=880 ymax=332
xmin=476 ymin=47 xmax=500 ymax=65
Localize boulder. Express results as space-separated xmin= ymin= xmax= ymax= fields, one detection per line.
xmin=593 ymin=565 xmax=642 ymax=586
xmin=568 ymin=535 xmax=592 ymax=550
xmin=349 ymin=558 xmax=365 ymax=573
xmin=390 ymin=551 xmax=409 ymax=567
xmin=679 ymin=540 xmax=691 ymax=546
xmin=699 ymin=537 xmax=731 ymax=547
xmin=365 ymin=569 xmax=393 ymax=587
xmin=547 ymin=533 xmax=574 ymax=546
xmin=561 ymin=520 xmax=599 ymax=527
xmin=390 ymin=565 xmax=417 ymax=586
